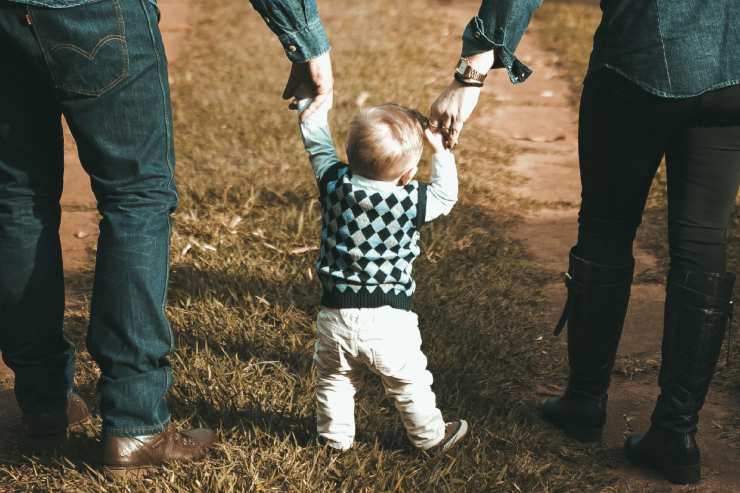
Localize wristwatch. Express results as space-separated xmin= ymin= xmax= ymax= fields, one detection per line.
xmin=454 ymin=57 xmax=487 ymax=87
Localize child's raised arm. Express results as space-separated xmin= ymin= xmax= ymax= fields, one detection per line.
xmin=297 ymin=98 xmax=340 ymax=181
xmin=423 ymin=128 xmax=459 ymax=222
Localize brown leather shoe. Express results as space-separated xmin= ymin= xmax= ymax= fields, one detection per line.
xmin=101 ymin=424 xmax=216 ymax=475
xmin=23 ymin=392 xmax=91 ymax=438
xmin=21 ymin=393 xmax=91 ymax=454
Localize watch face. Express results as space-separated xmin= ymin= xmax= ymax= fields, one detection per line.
xmin=456 ymin=58 xmax=468 ymax=75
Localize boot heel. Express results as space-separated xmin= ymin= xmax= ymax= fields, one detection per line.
xmin=565 ymin=425 xmax=603 ymax=443
xmin=665 ymin=464 xmax=700 ymax=485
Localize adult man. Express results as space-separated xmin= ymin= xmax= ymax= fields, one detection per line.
xmin=0 ymin=0 xmax=332 ymax=472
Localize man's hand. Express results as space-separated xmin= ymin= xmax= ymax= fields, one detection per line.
xmin=429 ymin=80 xmax=481 ymax=149
xmin=283 ymin=52 xmax=333 ymax=121
xmin=424 ymin=127 xmax=447 ymax=155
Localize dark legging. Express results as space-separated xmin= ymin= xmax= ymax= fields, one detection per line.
xmin=575 ymin=69 xmax=740 ymax=273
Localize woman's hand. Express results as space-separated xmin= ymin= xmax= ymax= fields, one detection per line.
xmin=429 ymin=80 xmax=481 ymax=148
xmin=430 ymin=50 xmax=493 ymax=148
xmin=283 ymin=52 xmax=334 ymax=121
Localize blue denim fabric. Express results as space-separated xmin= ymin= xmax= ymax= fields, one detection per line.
xmin=249 ymin=0 xmax=330 ymax=62
xmin=462 ymin=0 xmax=740 ymax=97
xmin=0 ymin=0 xmax=178 ymax=437
xmin=589 ymin=0 xmax=740 ymax=98
xmin=11 ymin=0 xmax=331 ymax=63
xmin=8 ymin=0 xmax=99 ymax=6
xmin=461 ymin=0 xmax=542 ymax=84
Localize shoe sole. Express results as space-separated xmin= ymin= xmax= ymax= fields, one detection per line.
xmin=541 ymin=414 xmax=603 ymax=443
xmin=561 ymin=425 xmax=603 ymax=443
xmin=663 ymin=464 xmax=701 ymax=485
xmin=625 ymin=447 xmax=701 ymax=485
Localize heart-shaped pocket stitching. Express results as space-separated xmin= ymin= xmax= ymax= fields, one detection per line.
xmin=51 ymin=34 xmax=126 ymax=61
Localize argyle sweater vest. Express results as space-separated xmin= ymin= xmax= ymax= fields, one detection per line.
xmin=317 ymin=163 xmax=428 ymax=311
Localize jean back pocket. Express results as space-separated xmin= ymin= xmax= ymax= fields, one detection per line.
xmin=32 ymin=0 xmax=128 ymax=97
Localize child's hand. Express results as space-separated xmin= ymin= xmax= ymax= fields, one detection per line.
xmin=295 ymin=98 xmax=312 ymax=113
xmin=296 ymin=97 xmax=331 ymax=126
xmin=424 ymin=127 xmax=448 ymax=154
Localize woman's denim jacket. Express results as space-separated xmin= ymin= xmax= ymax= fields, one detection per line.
xmin=10 ymin=0 xmax=330 ymax=63
xmin=462 ymin=0 xmax=740 ymax=98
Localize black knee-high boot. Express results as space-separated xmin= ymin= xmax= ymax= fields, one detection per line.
xmin=541 ymin=249 xmax=635 ymax=442
xmin=625 ymin=269 xmax=735 ymax=485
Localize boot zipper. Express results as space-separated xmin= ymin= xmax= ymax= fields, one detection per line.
xmin=25 ymin=8 xmax=33 ymax=26
xmin=727 ymin=300 xmax=734 ymax=365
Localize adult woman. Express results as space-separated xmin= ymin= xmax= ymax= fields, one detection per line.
xmin=430 ymin=0 xmax=739 ymax=485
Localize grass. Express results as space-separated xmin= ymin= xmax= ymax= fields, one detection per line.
xmin=1 ymin=0 xmax=737 ymax=491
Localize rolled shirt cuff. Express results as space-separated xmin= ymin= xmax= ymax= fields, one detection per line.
xmin=461 ymin=16 xmax=532 ymax=84
xmin=278 ymin=17 xmax=331 ymax=63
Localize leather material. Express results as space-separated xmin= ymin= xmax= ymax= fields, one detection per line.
xmin=541 ymin=394 xmax=606 ymax=442
xmin=23 ymin=392 xmax=91 ymax=438
xmin=625 ymin=425 xmax=701 ymax=484
xmin=555 ymin=250 xmax=635 ymax=398
xmin=101 ymin=425 xmax=216 ymax=468
xmin=625 ymin=269 xmax=735 ymax=484
xmin=652 ymin=270 xmax=735 ymax=433
xmin=543 ymin=251 xmax=634 ymax=440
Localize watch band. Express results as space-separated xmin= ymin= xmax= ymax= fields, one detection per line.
xmin=454 ymin=71 xmax=484 ymax=87
xmin=455 ymin=57 xmax=487 ymax=86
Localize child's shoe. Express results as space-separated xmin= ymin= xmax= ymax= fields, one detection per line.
xmin=429 ymin=420 xmax=468 ymax=453
xmin=318 ymin=435 xmax=353 ymax=452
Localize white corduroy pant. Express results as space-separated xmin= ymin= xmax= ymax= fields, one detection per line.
xmin=314 ymin=305 xmax=446 ymax=451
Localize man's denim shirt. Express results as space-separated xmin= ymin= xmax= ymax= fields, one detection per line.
xmin=462 ymin=0 xmax=740 ymax=98
xmin=11 ymin=0 xmax=330 ymax=63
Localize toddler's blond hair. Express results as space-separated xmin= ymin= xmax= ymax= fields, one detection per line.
xmin=346 ymin=103 xmax=426 ymax=181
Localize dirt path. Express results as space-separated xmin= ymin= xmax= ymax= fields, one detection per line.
xmin=0 ymin=0 xmax=192 ymax=454
xmin=475 ymin=20 xmax=740 ymax=492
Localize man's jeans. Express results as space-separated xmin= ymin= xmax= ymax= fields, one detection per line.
xmin=0 ymin=0 xmax=178 ymax=437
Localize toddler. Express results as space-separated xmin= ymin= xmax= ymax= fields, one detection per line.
xmin=297 ymin=98 xmax=467 ymax=452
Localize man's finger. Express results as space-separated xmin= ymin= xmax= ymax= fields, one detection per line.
xmin=282 ymin=64 xmax=302 ymax=100
xmin=282 ymin=77 xmax=297 ymax=100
